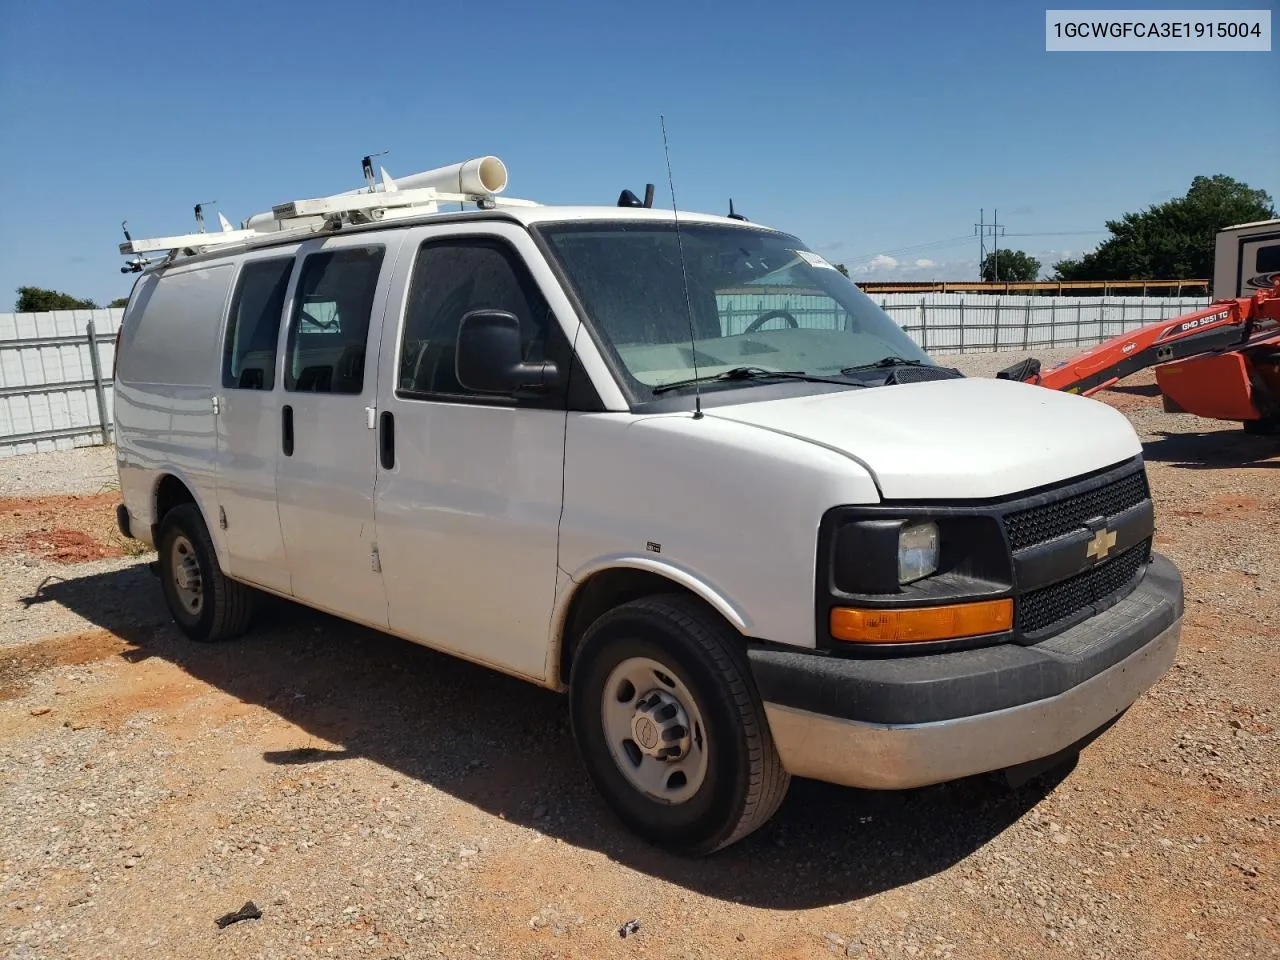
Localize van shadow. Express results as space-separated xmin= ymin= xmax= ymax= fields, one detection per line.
xmin=38 ymin=565 xmax=1064 ymax=910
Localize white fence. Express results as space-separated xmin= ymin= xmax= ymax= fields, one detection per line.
xmin=0 ymin=308 xmax=124 ymax=458
xmin=0 ymin=294 xmax=1211 ymax=458
xmin=873 ymin=293 xmax=1210 ymax=354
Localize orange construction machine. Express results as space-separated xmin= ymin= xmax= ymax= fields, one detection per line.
xmin=997 ymin=283 xmax=1280 ymax=434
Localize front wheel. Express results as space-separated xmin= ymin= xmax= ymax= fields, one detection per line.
xmin=569 ymin=594 xmax=790 ymax=856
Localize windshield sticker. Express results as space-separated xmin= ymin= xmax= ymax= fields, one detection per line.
xmin=795 ymin=250 xmax=836 ymax=270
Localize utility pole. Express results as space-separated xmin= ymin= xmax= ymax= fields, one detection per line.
xmin=993 ymin=207 xmax=1001 ymax=281
xmin=976 ymin=209 xmax=984 ymax=280
xmin=974 ymin=208 xmax=1006 ymax=280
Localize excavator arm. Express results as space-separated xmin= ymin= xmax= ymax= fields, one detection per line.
xmin=996 ymin=285 xmax=1280 ymax=430
xmin=996 ymin=298 xmax=1256 ymax=395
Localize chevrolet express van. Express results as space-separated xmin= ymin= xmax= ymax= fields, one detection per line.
xmin=112 ymin=158 xmax=1183 ymax=854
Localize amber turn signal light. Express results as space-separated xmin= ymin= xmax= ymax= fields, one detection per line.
xmin=830 ymin=598 xmax=1013 ymax=644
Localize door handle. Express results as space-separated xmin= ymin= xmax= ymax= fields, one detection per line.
xmin=282 ymin=404 xmax=294 ymax=456
xmin=379 ymin=411 xmax=395 ymax=469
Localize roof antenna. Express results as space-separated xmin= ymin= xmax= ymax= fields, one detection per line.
xmin=660 ymin=114 xmax=702 ymax=420
xmin=727 ymin=198 xmax=748 ymax=221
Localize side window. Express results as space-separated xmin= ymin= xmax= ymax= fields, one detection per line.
xmin=284 ymin=245 xmax=385 ymax=394
xmin=222 ymin=257 xmax=294 ymax=390
xmin=1256 ymin=244 xmax=1280 ymax=273
xmin=398 ymin=239 xmax=551 ymax=398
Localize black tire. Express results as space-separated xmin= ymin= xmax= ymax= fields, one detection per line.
xmin=156 ymin=503 xmax=255 ymax=643
xmin=1243 ymin=417 xmax=1280 ymax=435
xmin=569 ymin=594 xmax=790 ymax=856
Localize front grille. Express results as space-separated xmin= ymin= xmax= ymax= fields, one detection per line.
xmin=1004 ymin=468 xmax=1149 ymax=551
xmin=1017 ymin=539 xmax=1150 ymax=635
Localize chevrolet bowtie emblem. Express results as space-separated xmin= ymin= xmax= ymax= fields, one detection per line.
xmin=1086 ymin=527 xmax=1117 ymax=561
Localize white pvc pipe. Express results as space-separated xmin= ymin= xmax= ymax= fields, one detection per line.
xmin=339 ymin=156 xmax=507 ymax=196
xmin=388 ymin=156 xmax=508 ymax=195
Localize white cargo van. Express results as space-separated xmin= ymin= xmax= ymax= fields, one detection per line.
xmin=112 ymin=156 xmax=1183 ymax=855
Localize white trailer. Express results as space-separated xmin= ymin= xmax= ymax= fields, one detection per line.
xmin=1213 ymin=217 xmax=1280 ymax=299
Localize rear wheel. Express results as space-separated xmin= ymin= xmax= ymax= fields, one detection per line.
xmin=157 ymin=503 xmax=255 ymax=642
xmin=569 ymin=594 xmax=790 ymax=856
xmin=1243 ymin=416 xmax=1280 ymax=435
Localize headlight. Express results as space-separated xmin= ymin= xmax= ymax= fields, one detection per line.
xmin=898 ymin=521 xmax=940 ymax=584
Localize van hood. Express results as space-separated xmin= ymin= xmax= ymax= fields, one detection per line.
xmin=705 ymin=377 xmax=1142 ymax=500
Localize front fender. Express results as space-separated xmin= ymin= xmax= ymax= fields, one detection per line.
xmin=559 ymin=553 xmax=752 ymax=633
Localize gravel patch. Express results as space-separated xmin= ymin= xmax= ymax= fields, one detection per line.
xmin=0 ymin=353 xmax=1276 ymax=960
xmin=0 ymin=445 xmax=119 ymax=497
xmin=0 ymin=553 xmax=149 ymax=648
xmin=942 ymin=347 xmax=1084 ymax=379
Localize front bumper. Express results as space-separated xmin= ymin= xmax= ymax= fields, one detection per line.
xmin=749 ymin=551 xmax=1183 ymax=790
xmin=116 ymin=503 xmax=134 ymax=540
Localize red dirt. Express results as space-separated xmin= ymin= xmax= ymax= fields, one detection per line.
xmin=0 ymin=492 xmax=131 ymax=562
xmin=16 ymin=528 xmax=120 ymax=562
xmin=0 ymin=630 xmax=130 ymax=701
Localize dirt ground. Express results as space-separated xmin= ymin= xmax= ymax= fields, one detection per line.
xmin=0 ymin=365 xmax=1276 ymax=960
xmin=0 ymin=492 xmax=141 ymax=564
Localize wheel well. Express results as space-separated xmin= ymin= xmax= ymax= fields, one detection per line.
xmin=557 ymin=568 xmax=722 ymax=687
xmin=154 ymin=474 xmax=196 ymax=529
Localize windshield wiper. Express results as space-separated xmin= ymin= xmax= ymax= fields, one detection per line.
xmin=652 ymin=366 xmax=866 ymax=395
xmin=840 ymin=356 xmax=934 ymax=375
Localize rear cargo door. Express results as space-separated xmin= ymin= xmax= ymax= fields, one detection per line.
xmin=214 ymin=252 xmax=297 ymax=595
xmin=274 ymin=235 xmax=401 ymax=628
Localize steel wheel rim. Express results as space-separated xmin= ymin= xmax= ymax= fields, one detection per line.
xmin=169 ymin=533 xmax=203 ymax=617
xmin=600 ymin=656 xmax=708 ymax=804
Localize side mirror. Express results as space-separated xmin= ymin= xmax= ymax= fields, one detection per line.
xmin=455 ymin=309 xmax=559 ymax=395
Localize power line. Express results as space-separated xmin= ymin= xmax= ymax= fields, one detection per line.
xmin=1004 ymin=230 xmax=1109 ymax=238
xmin=842 ymin=227 xmax=1109 ymax=269
xmin=843 ymin=234 xmax=974 ymax=264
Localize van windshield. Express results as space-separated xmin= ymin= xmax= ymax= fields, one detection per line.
xmin=536 ymin=221 xmax=934 ymax=397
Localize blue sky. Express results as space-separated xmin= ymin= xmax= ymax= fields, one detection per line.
xmin=1 ymin=0 xmax=1276 ymax=304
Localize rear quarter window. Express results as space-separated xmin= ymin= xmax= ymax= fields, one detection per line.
xmin=117 ymin=263 xmax=234 ymax=386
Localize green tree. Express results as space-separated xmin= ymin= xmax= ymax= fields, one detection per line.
xmin=15 ymin=287 xmax=98 ymax=311
xmin=833 ymin=262 xmax=850 ymax=277
xmin=1053 ymin=175 xmax=1275 ymax=281
xmin=980 ymin=249 xmax=1041 ymax=282
xmin=109 ymin=297 xmax=130 ymax=308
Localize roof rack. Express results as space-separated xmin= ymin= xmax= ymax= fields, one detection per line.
xmin=118 ymin=154 xmax=538 ymax=270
